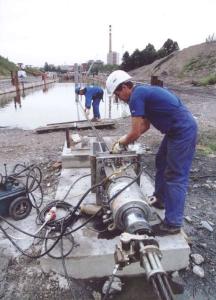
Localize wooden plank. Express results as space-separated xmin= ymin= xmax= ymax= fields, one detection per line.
xmin=35 ymin=119 xmax=116 ymax=134
xmin=35 ymin=123 xmax=76 ymax=133
xmin=77 ymin=120 xmax=115 ymax=129
xmin=47 ymin=119 xmax=86 ymax=126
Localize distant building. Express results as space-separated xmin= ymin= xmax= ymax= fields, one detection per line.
xmin=107 ymin=25 xmax=120 ymax=65
xmin=81 ymin=63 xmax=88 ymax=72
xmin=107 ymin=51 xmax=119 ymax=65
xmin=92 ymin=60 xmax=104 ymax=68
xmin=60 ymin=65 xmax=74 ymax=72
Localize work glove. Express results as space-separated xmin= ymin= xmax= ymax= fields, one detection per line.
xmin=84 ymin=108 xmax=90 ymax=117
xmin=112 ymin=136 xmax=127 ymax=153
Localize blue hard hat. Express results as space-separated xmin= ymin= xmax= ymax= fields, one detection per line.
xmin=75 ymin=87 xmax=80 ymax=94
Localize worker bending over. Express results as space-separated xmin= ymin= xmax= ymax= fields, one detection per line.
xmin=106 ymin=70 xmax=197 ymax=236
xmin=75 ymin=86 xmax=104 ymax=122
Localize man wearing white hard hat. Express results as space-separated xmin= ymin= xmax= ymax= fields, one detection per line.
xmin=106 ymin=70 xmax=197 ymax=236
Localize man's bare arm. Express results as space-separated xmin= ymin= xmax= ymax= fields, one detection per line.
xmin=120 ymin=117 xmax=150 ymax=145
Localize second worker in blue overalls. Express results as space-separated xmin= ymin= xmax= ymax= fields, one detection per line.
xmin=76 ymin=86 xmax=104 ymax=122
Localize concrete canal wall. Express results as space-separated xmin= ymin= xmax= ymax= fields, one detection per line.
xmin=0 ymin=79 xmax=58 ymax=95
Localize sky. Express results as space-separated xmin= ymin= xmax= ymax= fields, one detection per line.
xmin=0 ymin=0 xmax=216 ymax=67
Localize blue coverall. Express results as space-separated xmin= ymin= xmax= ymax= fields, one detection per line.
xmin=129 ymin=85 xmax=197 ymax=227
xmin=84 ymin=86 xmax=104 ymax=119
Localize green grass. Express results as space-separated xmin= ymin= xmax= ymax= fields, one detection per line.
xmin=0 ymin=55 xmax=17 ymax=76
xmin=183 ymin=57 xmax=204 ymax=72
xmin=197 ymin=132 xmax=216 ymax=155
xmin=183 ymin=56 xmax=216 ymax=73
xmin=199 ymin=73 xmax=216 ymax=86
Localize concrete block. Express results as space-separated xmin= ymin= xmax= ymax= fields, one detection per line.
xmin=61 ymin=136 xmax=115 ymax=169
xmin=61 ymin=142 xmax=91 ymax=168
xmin=40 ymin=168 xmax=190 ymax=279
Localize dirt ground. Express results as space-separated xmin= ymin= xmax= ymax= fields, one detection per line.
xmin=0 ymin=83 xmax=216 ymax=300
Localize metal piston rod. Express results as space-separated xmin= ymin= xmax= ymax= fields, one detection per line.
xmin=139 ymin=242 xmax=174 ymax=300
xmin=114 ymin=232 xmax=174 ymax=300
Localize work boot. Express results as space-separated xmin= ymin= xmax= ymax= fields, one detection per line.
xmin=91 ymin=117 xmax=100 ymax=122
xmin=152 ymin=222 xmax=181 ymax=236
xmin=148 ymin=195 xmax=165 ymax=209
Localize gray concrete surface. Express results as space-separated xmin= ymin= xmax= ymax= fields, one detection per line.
xmin=0 ymin=79 xmax=57 ymax=95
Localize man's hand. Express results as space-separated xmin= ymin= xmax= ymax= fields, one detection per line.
xmin=112 ymin=141 xmax=123 ymax=153
xmin=112 ymin=136 xmax=127 ymax=153
xmin=118 ymin=135 xmax=127 ymax=144
xmin=84 ymin=108 xmax=90 ymax=117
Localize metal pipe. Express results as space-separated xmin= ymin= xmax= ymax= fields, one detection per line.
xmin=65 ymin=129 xmax=70 ymax=148
xmin=76 ymin=98 xmax=110 ymax=151
xmin=157 ymin=273 xmax=174 ymax=300
xmin=139 ymin=241 xmax=174 ymax=300
xmin=147 ymin=252 xmax=158 ymax=270
xmin=141 ymin=253 xmax=152 ymax=275
xmin=151 ymin=277 xmax=163 ymax=300
xmin=161 ymin=274 xmax=175 ymax=300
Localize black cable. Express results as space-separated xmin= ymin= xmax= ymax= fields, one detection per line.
xmin=11 ymin=164 xmax=42 ymax=191
xmin=0 ymin=223 xmax=65 ymax=259
xmin=45 ymin=229 xmax=75 ymax=259
xmin=0 ymin=215 xmax=53 ymax=239
xmin=65 ymin=166 xmax=143 ymax=235
xmin=28 ymin=178 xmax=43 ymax=209
xmin=0 ymin=162 xmax=143 ymax=260
xmin=0 ymin=177 xmax=99 ymax=258
xmin=2 ymin=163 xmax=44 ymax=210
xmin=0 ymin=169 xmax=88 ymax=258
xmin=0 ymin=174 xmax=104 ymax=243
xmin=61 ymin=173 xmax=91 ymax=202
xmin=60 ymin=222 xmax=80 ymax=300
xmin=64 ymin=176 xmax=110 ymax=225
xmin=102 ymin=274 xmax=116 ymax=300
xmin=37 ymin=200 xmax=76 ymax=231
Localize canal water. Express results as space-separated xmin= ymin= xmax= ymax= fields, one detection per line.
xmin=0 ymin=82 xmax=130 ymax=129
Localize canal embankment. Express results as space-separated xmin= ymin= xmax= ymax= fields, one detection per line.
xmin=0 ymin=78 xmax=58 ymax=95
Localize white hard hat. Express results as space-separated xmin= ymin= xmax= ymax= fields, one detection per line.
xmin=80 ymin=86 xmax=86 ymax=91
xmin=106 ymin=70 xmax=132 ymax=95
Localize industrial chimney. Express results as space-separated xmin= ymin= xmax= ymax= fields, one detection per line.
xmin=107 ymin=25 xmax=119 ymax=65
xmin=109 ymin=25 xmax=112 ymax=53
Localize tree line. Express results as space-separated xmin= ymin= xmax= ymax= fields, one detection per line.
xmin=42 ymin=38 xmax=179 ymax=74
xmin=120 ymin=38 xmax=179 ymax=71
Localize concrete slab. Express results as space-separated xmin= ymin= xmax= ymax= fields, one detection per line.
xmin=62 ymin=141 xmax=91 ymax=168
xmin=40 ymin=167 xmax=190 ymax=279
xmin=61 ymin=136 xmax=114 ymax=169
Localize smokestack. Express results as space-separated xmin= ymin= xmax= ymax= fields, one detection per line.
xmin=109 ymin=25 xmax=112 ymax=53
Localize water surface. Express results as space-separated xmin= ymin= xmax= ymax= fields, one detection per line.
xmin=0 ymin=83 xmax=130 ymax=129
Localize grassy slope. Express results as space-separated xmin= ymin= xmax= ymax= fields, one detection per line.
xmin=0 ymin=55 xmax=42 ymax=78
xmin=130 ymin=42 xmax=216 ymax=85
xmin=0 ymin=55 xmax=18 ymax=76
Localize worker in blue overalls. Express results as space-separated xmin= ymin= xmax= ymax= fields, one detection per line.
xmin=75 ymin=86 xmax=104 ymax=122
xmin=106 ymin=70 xmax=198 ymax=236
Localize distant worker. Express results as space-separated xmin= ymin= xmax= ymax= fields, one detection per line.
xmin=106 ymin=70 xmax=198 ymax=236
xmin=17 ymin=69 xmax=27 ymax=82
xmin=75 ymin=86 xmax=104 ymax=122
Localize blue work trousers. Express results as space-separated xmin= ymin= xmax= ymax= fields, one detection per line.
xmin=154 ymin=123 xmax=197 ymax=227
xmin=92 ymin=99 xmax=101 ymax=119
